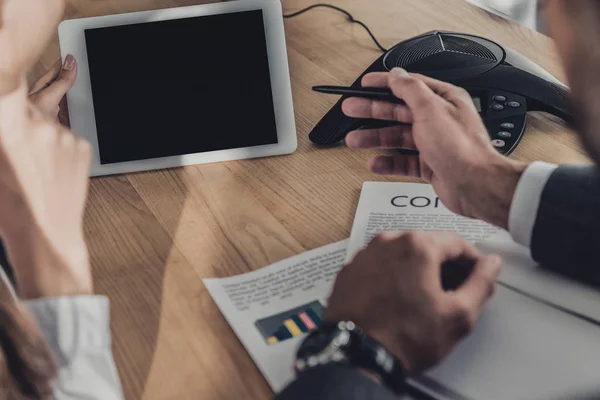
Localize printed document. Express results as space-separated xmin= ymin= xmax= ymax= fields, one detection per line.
xmin=204 ymin=241 xmax=348 ymax=391
xmin=345 ymin=182 xmax=500 ymax=263
xmin=205 ymin=182 xmax=600 ymax=399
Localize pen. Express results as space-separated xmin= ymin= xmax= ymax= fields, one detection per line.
xmin=312 ymin=85 xmax=406 ymax=105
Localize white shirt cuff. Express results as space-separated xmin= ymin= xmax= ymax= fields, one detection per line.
xmin=26 ymin=296 xmax=124 ymax=399
xmin=509 ymin=161 xmax=558 ymax=247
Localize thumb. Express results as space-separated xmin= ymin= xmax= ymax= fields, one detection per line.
xmin=37 ymin=55 xmax=78 ymax=109
xmin=452 ymin=255 xmax=502 ymax=321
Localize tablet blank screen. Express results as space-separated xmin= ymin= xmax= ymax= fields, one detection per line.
xmin=85 ymin=10 xmax=278 ymax=165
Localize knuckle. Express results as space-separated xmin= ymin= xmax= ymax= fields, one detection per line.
xmin=59 ymin=130 xmax=75 ymax=147
xmin=389 ymin=71 xmax=409 ymax=84
xmin=406 ymin=78 xmax=427 ymax=90
xmin=402 ymin=76 xmax=420 ymax=87
xmin=370 ymin=101 xmax=393 ymax=120
xmin=416 ymin=95 xmax=435 ymax=109
xmin=482 ymin=275 xmax=497 ymax=298
xmin=78 ymin=139 xmax=92 ymax=155
xmin=392 ymin=105 xmax=410 ymax=122
xmin=454 ymin=301 xmax=477 ymax=333
xmin=370 ymin=232 xmax=391 ymax=245
xmin=473 ymin=267 xmax=497 ymax=299
xmin=452 ymin=86 xmax=470 ymax=99
xmin=401 ymin=231 xmax=428 ymax=253
xmin=406 ymin=78 xmax=429 ymax=96
xmin=487 ymin=282 xmax=496 ymax=298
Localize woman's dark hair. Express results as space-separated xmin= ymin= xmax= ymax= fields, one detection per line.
xmin=0 ymin=276 xmax=57 ymax=399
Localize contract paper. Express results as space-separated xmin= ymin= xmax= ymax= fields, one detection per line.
xmin=345 ymin=182 xmax=500 ymax=263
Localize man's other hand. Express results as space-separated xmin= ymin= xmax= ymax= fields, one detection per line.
xmin=342 ymin=68 xmax=528 ymax=229
xmin=326 ymin=231 xmax=502 ymax=375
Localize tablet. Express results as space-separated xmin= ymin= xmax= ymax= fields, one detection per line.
xmin=59 ymin=0 xmax=296 ymax=177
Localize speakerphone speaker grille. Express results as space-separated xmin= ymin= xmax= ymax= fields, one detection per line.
xmin=394 ymin=34 xmax=498 ymax=70
xmin=442 ymin=36 xmax=497 ymax=61
xmin=396 ymin=36 xmax=444 ymax=68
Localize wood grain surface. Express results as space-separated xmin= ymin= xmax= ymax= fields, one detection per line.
xmin=30 ymin=0 xmax=590 ymax=399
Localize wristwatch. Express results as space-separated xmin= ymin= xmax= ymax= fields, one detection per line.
xmin=294 ymin=321 xmax=407 ymax=395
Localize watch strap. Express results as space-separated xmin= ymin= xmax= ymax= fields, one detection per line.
xmin=295 ymin=321 xmax=407 ymax=395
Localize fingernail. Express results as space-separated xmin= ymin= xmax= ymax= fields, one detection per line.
xmin=63 ymin=55 xmax=76 ymax=71
xmin=391 ymin=68 xmax=408 ymax=77
xmin=344 ymin=131 xmax=358 ymax=148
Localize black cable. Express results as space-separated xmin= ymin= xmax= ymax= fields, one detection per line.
xmin=283 ymin=4 xmax=389 ymax=53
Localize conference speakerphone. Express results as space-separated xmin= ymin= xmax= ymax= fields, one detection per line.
xmin=310 ymin=31 xmax=573 ymax=156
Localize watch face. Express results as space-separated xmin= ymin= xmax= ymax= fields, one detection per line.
xmin=296 ymin=322 xmax=340 ymax=359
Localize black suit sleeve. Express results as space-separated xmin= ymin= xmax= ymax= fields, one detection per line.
xmin=275 ymin=365 xmax=400 ymax=400
xmin=531 ymin=164 xmax=600 ymax=285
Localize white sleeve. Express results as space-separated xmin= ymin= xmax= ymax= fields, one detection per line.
xmin=25 ymin=296 xmax=124 ymax=400
xmin=509 ymin=161 xmax=558 ymax=248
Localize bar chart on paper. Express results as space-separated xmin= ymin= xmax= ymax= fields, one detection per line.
xmin=255 ymin=301 xmax=324 ymax=345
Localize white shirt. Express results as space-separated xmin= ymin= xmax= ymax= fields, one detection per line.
xmin=509 ymin=161 xmax=558 ymax=247
xmin=26 ymin=296 xmax=124 ymax=399
xmin=0 ymin=266 xmax=123 ymax=399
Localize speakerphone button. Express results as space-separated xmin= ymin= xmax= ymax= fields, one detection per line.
xmin=492 ymin=139 xmax=506 ymax=148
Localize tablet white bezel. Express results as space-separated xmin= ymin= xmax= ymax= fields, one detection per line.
xmin=59 ymin=0 xmax=296 ymax=177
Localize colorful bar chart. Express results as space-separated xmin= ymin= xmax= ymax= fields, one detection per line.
xmin=255 ymin=301 xmax=324 ymax=346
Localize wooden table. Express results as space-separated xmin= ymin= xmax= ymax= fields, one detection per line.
xmin=31 ymin=0 xmax=589 ymax=399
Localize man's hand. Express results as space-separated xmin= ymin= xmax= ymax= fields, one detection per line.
xmin=29 ymin=55 xmax=78 ymax=125
xmin=342 ymin=68 xmax=528 ymax=229
xmin=326 ymin=231 xmax=502 ymax=375
xmin=0 ymin=82 xmax=93 ymax=299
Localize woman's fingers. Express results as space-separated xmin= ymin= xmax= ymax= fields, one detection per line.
xmin=29 ymin=55 xmax=77 ymax=118
xmin=29 ymin=59 xmax=62 ymax=95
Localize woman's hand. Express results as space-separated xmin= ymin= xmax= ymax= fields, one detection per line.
xmin=0 ymin=0 xmax=91 ymax=300
xmin=0 ymin=0 xmax=65 ymax=95
xmin=29 ymin=55 xmax=78 ymax=125
xmin=0 ymin=82 xmax=93 ymax=299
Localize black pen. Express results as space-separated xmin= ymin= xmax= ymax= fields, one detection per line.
xmin=312 ymin=85 xmax=406 ymax=105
